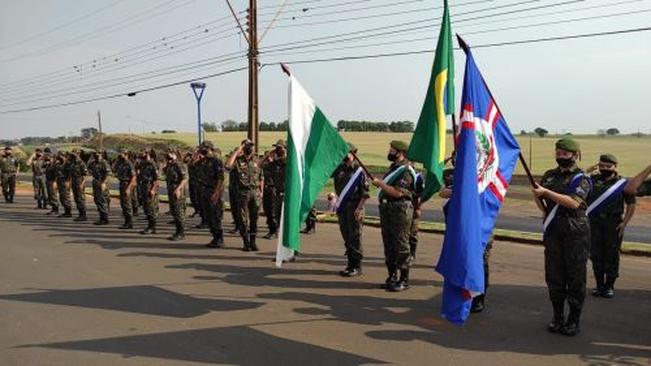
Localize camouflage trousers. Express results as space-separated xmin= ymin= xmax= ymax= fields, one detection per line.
xmin=236 ymin=189 xmax=260 ymax=239
xmin=338 ymin=201 xmax=364 ymax=262
xmin=590 ymin=217 xmax=623 ymax=283
xmin=119 ymin=181 xmax=133 ymax=223
xmin=168 ymin=189 xmax=186 ymax=233
xmin=32 ymin=175 xmax=46 ymax=206
xmin=263 ymin=187 xmax=282 ymax=234
xmin=92 ymin=180 xmax=110 ymax=218
xmin=1 ymin=174 xmax=16 ymax=202
xmin=379 ymin=200 xmax=413 ymax=273
xmin=71 ymin=178 xmax=86 ymax=214
xmin=56 ymin=180 xmax=72 ymax=212
xmin=200 ymin=186 xmax=224 ymax=240
xmin=46 ymin=179 xmax=59 ymax=211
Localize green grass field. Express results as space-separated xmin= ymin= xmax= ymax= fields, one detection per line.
xmin=142 ymin=131 xmax=651 ymax=176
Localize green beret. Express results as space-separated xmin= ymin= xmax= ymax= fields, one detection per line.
xmin=346 ymin=142 xmax=357 ymax=153
xmin=600 ymin=154 xmax=618 ymax=164
xmin=390 ymin=140 xmax=409 ymax=152
xmin=555 ymin=138 xmax=580 ymax=152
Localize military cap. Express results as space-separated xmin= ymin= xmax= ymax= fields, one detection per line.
xmin=346 ymin=142 xmax=357 ymax=153
xmin=273 ymin=139 xmax=286 ymax=148
xmin=390 ymin=140 xmax=409 ymax=152
xmin=600 ymin=154 xmax=618 ymax=164
xmin=555 ymin=137 xmax=580 ymax=152
xmin=201 ymin=141 xmax=214 ymax=149
xmin=43 ymin=147 xmax=52 ymax=153
xmin=241 ymin=139 xmax=254 ymax=146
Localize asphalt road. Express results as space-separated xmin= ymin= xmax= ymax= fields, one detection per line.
xmin=17 ymin=175 xmax=651 ymax=244
xmin=1 ymin=195 xmax=650 ymax=365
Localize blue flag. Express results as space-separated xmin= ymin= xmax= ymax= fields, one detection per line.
xmin=436 ymin=37 xmax=520 ymax=325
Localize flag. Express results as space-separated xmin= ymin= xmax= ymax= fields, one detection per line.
xmin=275 ymin=74 xmax=350 ymax=266
xmin=435 ymin=37 xmax=520 ymax=325
xmin=407 ymin=0 xmax=455 ymax=201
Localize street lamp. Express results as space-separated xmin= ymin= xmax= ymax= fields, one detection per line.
xmin=190 ymin=82 xmax=207 ymax=146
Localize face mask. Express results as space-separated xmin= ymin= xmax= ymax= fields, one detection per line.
xmin=387 ymin=153 xmax=398 ymax=162
xmin=244 ymin=146 xmax=253 ymax=155
xmin=599 ymin=169 xmax=615 ymax=178
xmin=200 ymin=149 xmax=208 ymax=156
xmin=556 ymin=157 xmax=574 ymax=168
xmin=36 ymin=153 xmax=42 ymax=157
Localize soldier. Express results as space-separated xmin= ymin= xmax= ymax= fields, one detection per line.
xmin=184 ymin=150 xmax=201 ymax=219
xmin=226 ymin=154 xmax=241 ymax=234
xmin=165 ymin=151 xmax=188 ymax=241
xmin=192 ymin=149 xmax=209 ymax=229
xmin=371 ymin=140 xmax=417 ymax=292
xmin=225 ymin=139 xmax=262 ymax=252
xmin=55 ymin=152 xmax=73 ymax=218
xmin=260 ymin=140 xmax=287 ymax=239
xmin=129 ymin=152 xmax=140 ymax=217
xmin=68 ymin=151 xmax=88 ymax=222
xmin=332 ymin=143 xmax=369 ymax=277
xmin=624 ymin=163 xmax=651 ymax=197
xmin=137 ymin=150 xmax=159 ymax=234
xmin=302 ymin=206 xmax=317 ymax=234
xmin=587 ymin=154 xmax=636 ymax=298
xmin=88 ymin=150 xmax=112 ymax=225
xmin=113 ymin=149 xmax=137 ymax=229
xmin=197 ymin=141 xmax=225 ymax=248
xmin=43 ymin=148 xmax=59 ymax=215
xmin=532 ymin=137 xmax=591 ymax=337
xmin=0 ymin=147 xmax=19 ymax=203
xmin=27 ymin=148 xmax=47 ymax=209
xmin=408 ymin=169 xmax=424 ymax=263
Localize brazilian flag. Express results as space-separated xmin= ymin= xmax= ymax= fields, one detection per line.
xmin=407 ymin=0 xmax=454 ymax=201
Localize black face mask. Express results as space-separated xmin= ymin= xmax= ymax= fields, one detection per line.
xmin=387 ymin=153 xmax=398 ymax=162
xmin=200 ymin=149 xmax=208 ymax=156
xmin=556 ymin=157 xmax=574 ymax=168
xmin=600 ymin=169 xmax=615 ymax=178
xmin=243 ymin=146 xmax=253 ymax=155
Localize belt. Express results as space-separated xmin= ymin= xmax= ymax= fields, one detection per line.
xmin=557 ymin=210 xmax=586 ymax=218
xmin=379 ymin=198 xmax=411 ymax=204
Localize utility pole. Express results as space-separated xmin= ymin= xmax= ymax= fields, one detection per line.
xmin=97 ymin=110 xmax=103 ymax=151
xmin=247 ymin=0 xmax=259 ymax=152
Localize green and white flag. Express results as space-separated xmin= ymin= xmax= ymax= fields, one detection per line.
xmin=275 ymin=74 xmax=350 ymax=266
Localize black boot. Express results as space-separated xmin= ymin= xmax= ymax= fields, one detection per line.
xmin=59 ymin=208 xmax=72 ymax=218
xmin=140 ymin=219 xmax=156 ymax=234
xmin=47 ymin=207 xmax=59 ymax=216
xmin=242 ymin=235 xmax=251 ymax=252
xmin=119 ymin=217 xmax=133 ymax=229
xmin=592 ymin=271 xmax=605 ymax=297
xmin=74 ymin=210 xmax=87 ymax=222
xmin=340 ymin=257 xmax=362 ymax=277
xmin=389 ymin=268 xmax=410 ymax=292
xmin=562 ymin=307 xmax=581 ymax=336
xmin=471 ymin=294 xmax=486 ymax=313
xmin=547 ymin=301 xmax=565 ymax=333
xmin=205 ymin=236 xmax=223 ymax=248
xmin=603 ymin=276 xmax=616 ymax=298
xmin=381 ymin=264 xmax=398 ymax=289
xmin=263 ymin=229 xmax=277 ymax=239
xmin=250 ymin=234 xmax=259 ymax=252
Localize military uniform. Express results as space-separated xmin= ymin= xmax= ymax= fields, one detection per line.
xmin=261 ymin=154 xmax=286 ymax=238
xmin=165 ymin=159 xmax=188 ymax=240
xmin=540 ymin=138 xmax=591 ymax=336
xmin=113 ymin=156 xmax=136 ymax=228
xmin=408 ymin=171 xmax=425 ymax=262
xmin=69 ymin=155 xmax=88 ymax=220
xmin=187 ymin=156 xmax=202 ymax=219
xmin=588 ymin=164 xmax=635 ymax=297
xmin=88 ymin=158 xmax=112 ymax=224
xmin=333 ymin=158 xmax=369 ymax=275
xmin=0 ymin=152 xmax=19 ymax=203
xmin=137 ymin=159 xmax=159 ymax=234
xmin=55 ymin=157 xmax=72 ymax=217
xmin=231 ymin=154 xmax=262 ymax=251
xmin=198 ymin=151 xmax=225 ymax=247
xmin=44 ymin=156 xmax=59 ymax=214
xmin=227 ymin=167 xmax=240 ymax=232
xmin=379 ymin=155 xmax=416 ymax=291
xmin=302 ymin=206 xmax=317 ymax=234
xmin=31 ymin=157 xmax=47 ymax=208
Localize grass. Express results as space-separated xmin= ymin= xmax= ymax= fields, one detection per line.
xmin=141 ymin=132 xmax=651 ymax=176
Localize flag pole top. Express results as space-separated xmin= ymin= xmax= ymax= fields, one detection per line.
xmin=456 ymin=34 xmax=470 ymax=53
xmin=280 ymin=63 xmax=291 ymax=77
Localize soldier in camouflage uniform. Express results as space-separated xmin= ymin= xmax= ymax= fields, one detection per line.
xmin=164 ymin=151 xmax=188 ymax=241
xmin=371 ymin=140 xmax=417 ymax=292
xmin=625 ymin=163 xmax=651 ymax=197
xmin=408 ymin=168 xmax=424 ymax=263
xmin=68 ymin=151 xmax=88 ymax=222
xmin=226 ymin=139 xmax=262 ymax=252
xmin=43 ymin=148 xmax=59 ymax=215
xmin=184 ymin=150 xmax=201 ymax=219
xmin=587 ymin=154 xmax=636 ymax=298
xmin=198 ymin=141 xmax=226 ymax=248
xmin=137 ymin=150 xmax=159 ymax=234
xmin=533 ymin=138 xmax=591 ymax=337
xmin=0 ymin=147 xmax=19 ymax=203
xmin=332 ymin=143 xmax=369 ymax=277
xmin=302 ymin=206 xmax=317 ymax=234
xmin=27 ymin=149 xmax=47 ymax=209
xmin=88 ymin=151 xmax=112 ymax=225
xmin=55 ymin=152 xmax=73 ymax=218
xmin=112 ymin=149 xmax=137 ymax=229
xmin=227 ymin=156 xmax=241 ymax=234
xmin=260 ymin=140 xmax=287 ymax=239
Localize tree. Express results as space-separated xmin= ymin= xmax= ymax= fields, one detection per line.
xmin=520 ymin=130 xmax=529 ymax=135
xmin=80 ymin=127 xmax=98 ymax=140
xmin=203 ymin=122 xmax=218 ymax=132
xmin=534 ymin=127 xmax=548 ymax=137
xmin=606 ymin=128 xmax=620 ymax=136
xmin=221 ymin=119 xmax=239 ymax=131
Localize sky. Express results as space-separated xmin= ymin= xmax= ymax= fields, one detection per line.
xmin=1 ymin=0 xmax=650 ymax=139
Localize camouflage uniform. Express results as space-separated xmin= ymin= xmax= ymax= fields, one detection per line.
xmin=69 ymin=155 xmax=88 ymax=219
xmin=588 ymin=172 xmax=635 ymax=294
xmin=137 ymin=159 xmax=159 ymax=233
xmin=165 ymin=159 xmax=188 ymax=239
xmin=55 ymin=158 xmax=72 ymax=217
xmin=540 ymin=165 xmax=591 ymax=333
xmin=408 ymin=171 xmax=425 ymax=261
xmin=227 ymin=167 xmax=240 ymax=232
xmin=113 ymin=157 xmax=136 ymax=228
xmin=187 ymin=156 xmax=202 ymax=219
xmin=261 ymin=155 xmax=286 ymax=237
xmin=379 ymin=159 xmax=416 ymax=290
xmin=198 ymin=152 xmax=225 ymax=246
xmin=231 ymin=155 xmax=262 ymax=251
xmin=88 ymin=158 xmax=112 ymax=224
xmin=333 ymin=160 xmax=369 ymax=273
xmin=31 ymin=157 xmax=47 ymax=208
xmin=44 ymin=157 xmax=59 ymax=213
xmin=0 ymin=153 xmax=19 ymax=203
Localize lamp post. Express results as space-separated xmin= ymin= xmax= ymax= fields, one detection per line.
xmin=190 ymin=82 xmax=207 ymax=146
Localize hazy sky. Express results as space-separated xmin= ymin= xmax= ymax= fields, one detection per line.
xmin=1 ymin=0 xmax=650 ymax=139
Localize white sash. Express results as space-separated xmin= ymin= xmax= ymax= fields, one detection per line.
xmin=586 ymin=178 xmax=627 ymax=216
xmin=335 ymin=167 xmax=364 ymax=212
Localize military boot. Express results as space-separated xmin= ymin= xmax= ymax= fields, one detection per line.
xmin=119 ymin=217 xmax=133 ymax=229
xmin=603 ymin=276 xmax=616 ymax=298
xmin=94 ymin=214 xmax=109 ymax=225
xmin=140 ymin=219 xmax=156 ymax=235
xmin=389 ymin=268 xmax=410 ymax=292
xmin=47 ymin=207 xmax=59 ymax=216
xmin=471 ymin=294 xmax=486 ymax=313
xmin=381 ymin=264 xmax=398 ymax=289
xmin=562 ymin=307 xmax=581 ymax=336
xmin=547 ymin=301 xmax=565 ymax=333
xmin=592 ymin=271 xmax=605 ymax=297
xmin=59 ymin=208 xmax=72 ymax=218
xmin=242 ymin=235 xmax=252 ymax=252
xmin=205 ymin=236 xmax=223 ymax=248
xmin=250 ymin=234 xmax=259 ymax=252
xmin=74 ymin=210 xmax=87 ymax=222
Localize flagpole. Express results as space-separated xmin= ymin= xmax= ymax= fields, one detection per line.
xmin=350 ymin=151 xmax=373 ymax=178
xmin=456 ymin=34 xmax=545 ymax=209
